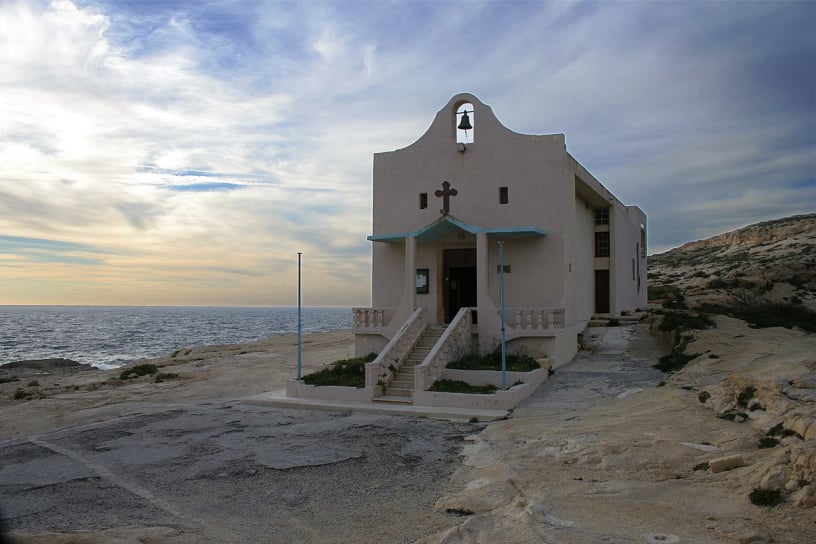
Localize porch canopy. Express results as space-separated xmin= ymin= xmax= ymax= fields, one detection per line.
xmin=368 ymin=215 xmax=547 ymax=243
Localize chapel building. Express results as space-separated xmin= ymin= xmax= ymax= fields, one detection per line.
xmin=352 ymin=93 xmax=646 ymax=398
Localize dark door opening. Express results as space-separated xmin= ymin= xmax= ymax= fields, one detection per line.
xmin=595 ymin=269 xmax=610 ymax=314
xmin=444 ymin=248 xmax=477 ymax=323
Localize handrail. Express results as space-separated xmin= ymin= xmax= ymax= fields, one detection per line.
xmin=415 ymin=307 xmax=473 ymax=392
xmin=364 ymin=307 xmax=426 ymax=389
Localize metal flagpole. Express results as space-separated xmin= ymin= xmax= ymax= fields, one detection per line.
xmin=297 ymin=251 xmax=302 ymax=380
xmin=499 ymin=241 xmax=507 ymax=390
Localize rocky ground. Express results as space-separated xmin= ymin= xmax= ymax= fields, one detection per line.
xmin=0 ymin=331 xmax=481 ymax=544
xmin=420 ymin=320 xmax=816 ymax=544
xmin=2 ymin=317 xmax=814 ymax=543
xmin=3 ymin=212 xmax=816 ymax=544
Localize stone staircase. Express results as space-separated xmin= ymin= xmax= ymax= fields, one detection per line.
xmin=375 ymin=324 xmax=447 ymax=405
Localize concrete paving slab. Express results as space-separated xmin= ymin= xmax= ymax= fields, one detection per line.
xmin=243 ymin=389 xmax=509 ymax=422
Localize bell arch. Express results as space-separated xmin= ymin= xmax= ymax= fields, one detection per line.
xmin=455 ymin=102 xmax=474 ymax=144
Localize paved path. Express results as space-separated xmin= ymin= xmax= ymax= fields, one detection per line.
xmin=0 ymin=402 xmax=480 ymax=543
xmin=514 ymin=324 xmax=665 ymax=418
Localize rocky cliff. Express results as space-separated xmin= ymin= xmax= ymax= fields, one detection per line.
xmin=649 ymin=213 xmax=816 ymax=309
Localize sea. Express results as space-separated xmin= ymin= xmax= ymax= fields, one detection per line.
xmin=0 ymin=306 xmax=352 ymax=369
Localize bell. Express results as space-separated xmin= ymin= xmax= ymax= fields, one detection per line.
xmin=457 ymin=111 xmax=473 ymax=131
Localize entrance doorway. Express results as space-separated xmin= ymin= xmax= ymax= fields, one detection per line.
xmin=443 ymin=248 xmax=476 ymax=323
xmin=595 ymin=269 xmax=610 ymax=314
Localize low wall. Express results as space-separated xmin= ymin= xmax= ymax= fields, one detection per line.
xmin=286 ymin=380 xmax=374 ymax=403
xmin=413 ymin=368 xmax=549 ymax=410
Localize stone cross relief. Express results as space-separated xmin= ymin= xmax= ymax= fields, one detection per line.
xmin=435 ymin=181 xmax=458 ymax=215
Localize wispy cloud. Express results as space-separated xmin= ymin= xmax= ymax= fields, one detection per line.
xmin=0 ymin=0 xmax=812 ymax=304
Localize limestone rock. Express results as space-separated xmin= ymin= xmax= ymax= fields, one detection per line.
xmin=709 ymin=454 xmax=746 ymax=474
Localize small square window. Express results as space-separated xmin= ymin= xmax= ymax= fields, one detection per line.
xmin=499 ymin=186 xmax=508 ymax=204
xmin=595 ymin=209 xmax=609 ymax=225
xmin=419 ymin=193 xmax=428 ymax=209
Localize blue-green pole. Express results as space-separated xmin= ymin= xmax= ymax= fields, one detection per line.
xmin=499 ymin=241 xmax=506 ymax=390
xmin=297 ymin=251 xmax=302 ymax=379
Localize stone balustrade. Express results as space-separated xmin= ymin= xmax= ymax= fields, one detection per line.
xmin=506 ymin=307 xmax=565 ymax=330
xmin=352 ymin=307 xmax=394 ymax=330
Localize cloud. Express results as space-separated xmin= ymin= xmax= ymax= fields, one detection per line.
xmin=0 ymin=0 xmax=812 ymax=305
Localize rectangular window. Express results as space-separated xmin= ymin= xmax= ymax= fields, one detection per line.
xmin=419 ymin=193 xmax=428 ymax=209
xmin=499 ymin=186 xmax=509 ymax=204
xmin=595 ymin=232 xmax=610 ymax=257
xmin=640 ymin=227 xmax=646 ymax=257
xmin=595 ymin=209 xmax=609 ymax=225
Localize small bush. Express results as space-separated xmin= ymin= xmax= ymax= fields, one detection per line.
xmin=757 ymin=436 xmax=779 ymax=449
xmin=446 ymin=351 xmax=540 ymax=372
xmin=154 ymin=372 xmax=179 ymax=383
xmin=13 ymin=388 xmax=30 ymax=400
xmin=648 ymin=284 xmax=681 ymax=301
xmin=301 ymin=353 xmax=377 ymax=388
xmin=120 ymin=364 xmax=159 ymax=380
xmin=659 ymin=311 xmax=715 ymax=332
xmin=767 ymin=422 xmax=800 ymax=439
xmin=736 ymin=386 xmax=756 ymax=408
xmin=654 ymin=351 xmax=699 ymax=373
xmin=428 ymin=379 xmax=498 ymax=394
xmin=698 ymin=302 xmax=816 ymax=333
xmin=607 ymin=318 xmax=620 ymax=327
xmin=749 ymin=488 xmax=782 ymax=506
xmin=446 ymin=508 xmax=475 ymax=516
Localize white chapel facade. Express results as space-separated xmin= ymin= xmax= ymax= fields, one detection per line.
xmin=353 ymin=93 xmax=647 ymax=370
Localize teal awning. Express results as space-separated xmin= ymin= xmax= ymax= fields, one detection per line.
xmin=367 ymin=215 xmax=547 ymax=243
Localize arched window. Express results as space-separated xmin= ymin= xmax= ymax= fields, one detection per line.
xmin=456 ymin=102 xmax=474 ymax=144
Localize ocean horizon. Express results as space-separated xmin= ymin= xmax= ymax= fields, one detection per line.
xmin=0 ymin=305 xmax=353 ymax=369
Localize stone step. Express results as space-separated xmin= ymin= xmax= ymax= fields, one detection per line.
xmin=373 ymin=395 xmax=412 ymax=405
xmin=383 ymin=387 xmax=412 ymax=397
xmin=391 ymin=377 xmax=413 ymax=386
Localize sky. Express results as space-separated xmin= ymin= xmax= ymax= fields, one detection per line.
xmin=0 ymin=0 xmax=814 ymax=307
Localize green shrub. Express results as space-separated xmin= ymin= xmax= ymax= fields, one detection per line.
xmin=446 ymin=351 xmax=540 ymax=372
xmin=301 ymin=353 xmax=377 ymax=388
xmin=428 ymin=379 xmax=498 ymax=394
xmin=653 ymin=350 xmax=699 ymax=373
xmin=658 ymin=311 xmax=715 ymax=332
xmin=698 ymin=302 xmax=816 ymax=333
xmin=757 ymin=436 xmax=779 ymax=449
xmin=120 ymin=364 xmax=158 ymax=380
xmin=749 ymin=488 xmax=782 ymax=506
xmin=648 ymin=284 xmax=681 ymax=301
